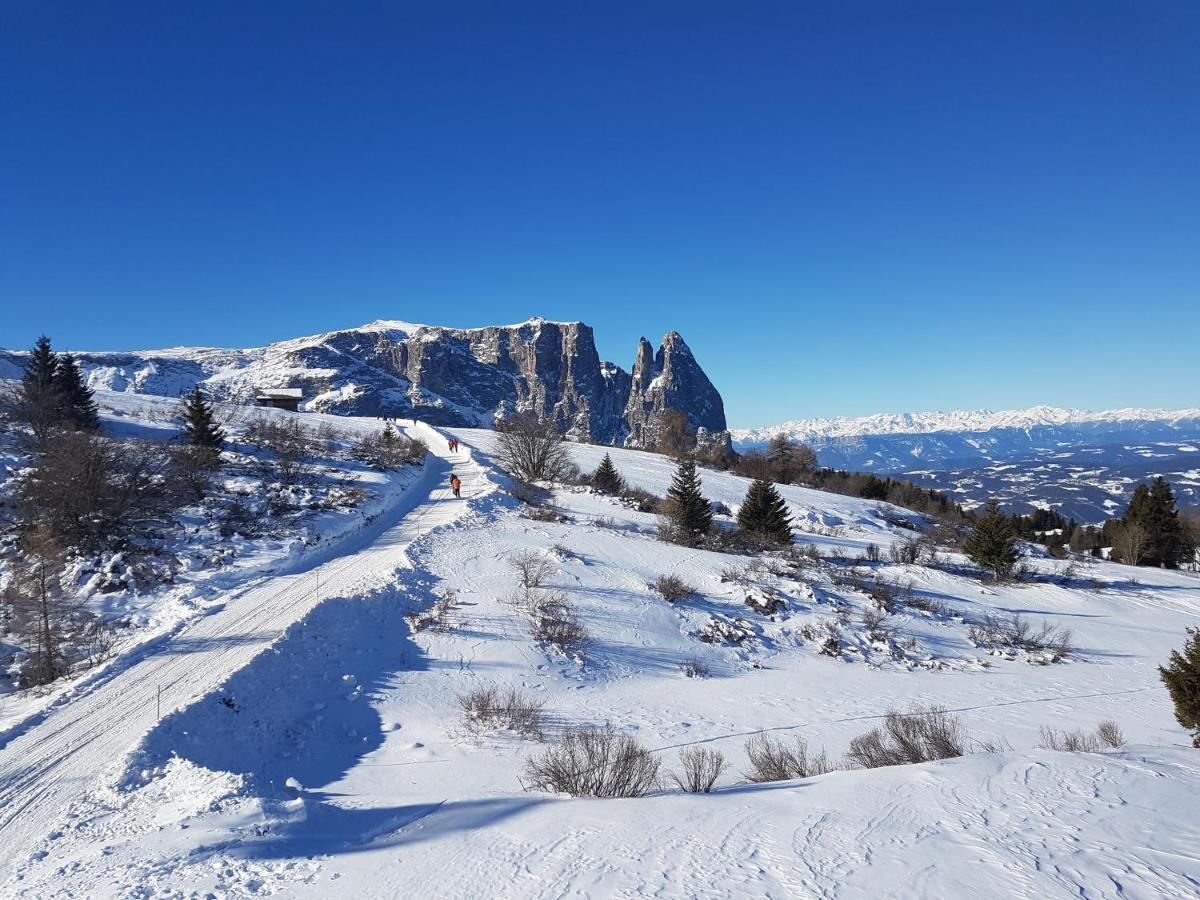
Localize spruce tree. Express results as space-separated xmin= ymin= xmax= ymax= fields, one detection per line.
xmin=18 ymin=335 xmax=63 ymax=443
xmin=180 ymin=387 xmax=226 ymax=450
xmin=1159 ymin=628 xmax=1200 ymax=748
xmin=963 ymin=499 xmax=1018 ymax=579
xmin=54 ymin=353 xmax=99 ymax=430
xmin=665 ymin=456 xmax=712 ymax=545
xmin=1123 ymin=478 xmax=1193 ymax=568
xmin=737 ymin=479 xmax=793 ymax=543
xmin=591 ymin=453 xmax=624 ymax=495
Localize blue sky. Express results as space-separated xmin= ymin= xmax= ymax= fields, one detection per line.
xmin=2 ymin=1 xmax=1197 ymax=427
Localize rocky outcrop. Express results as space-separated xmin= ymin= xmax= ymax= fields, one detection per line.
xmin=0 ymin=318 xmax=729 ymax=449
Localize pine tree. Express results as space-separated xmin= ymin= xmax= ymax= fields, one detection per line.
xmin=963 ymin=499 xmax=1018 ymax=579
xmin=665 ymin=457 xmax=712 ymax=545
xmin=17 ymin=335 xmax=63 ymax=443
xmin=737 ymin=479 xmax=793 ymax=543
xmin=591 ymin=453 xmax=624 ymax=495
xmin=1160 ymin=628 xmax=1200 ymax=748
xmin=1123 ymin=477 xmax=1193 ymax=568
xmin=180 ymin=387 xmax=226 ymax=450
xmin=54 ymin=353 xmax=99 ymax=430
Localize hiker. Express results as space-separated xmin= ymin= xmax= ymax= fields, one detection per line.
xmin=451 ymin=474 xmax=462 ymax=498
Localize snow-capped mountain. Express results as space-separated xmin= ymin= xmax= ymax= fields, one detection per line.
xmin=0 ymin=318 xmax=728 ymax=449
xmin=734 ymin=406 xmax=1200 ymax=520
xmin=734 ymin=406 xmax=1200 ymax=445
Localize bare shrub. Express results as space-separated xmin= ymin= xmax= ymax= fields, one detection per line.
xmin=352 ymin=427 xmax=426 ymax=469
xmin=654 ymin=574 xmax=696 ymax=603
xmin=863 ymin=543 xmax=881 ymax=563
xmin=861 ymin=606 xmax=896 ymax=643
xmin=846 ymin=707 xmax=966 ymax=768
xmin=495 ymin=413 xmax=574 ymax=483
xmin=619 ymin=485 xmax=660 ymax=512
xmin=819 ymin=621 xmax=842 ymax=656
xmin=458 ymin=685 xmax=546 ymax=739
xmin=1096 ymin=719 xmax=1126 ymax=749
xmin=968 ymin=613 xmax=1073 ymax=660
xmin=888 ymin=537 xmax=923 ymax=565
xmin=867 ymin=580 xmax=896 ymax=612
xmin=672 ymin=747 xmax=728 ymax=793
xmin=1038 ymin=721 xmax=1125 ymax=753
xmin=407 ymin=590 xmax=461 ymax=632
xmin=510 ymin=479 xmax=552 ymax=506
xmin=524 ymin=589 xmax=589 ymax=654
xmin=680 ymin=657 xmax=710 ymax=678
xmin=245 ymin=415 xmax=318 ymax=485
xmin=523 ymin=725 xmax=660 ymax=797
xmin=907 ymin=594 xmax=951 ymax=617
xmin=743 ymin=734 xmax=833 ymax=783
xmin=510 ymin=549 xmax=557 ymax=590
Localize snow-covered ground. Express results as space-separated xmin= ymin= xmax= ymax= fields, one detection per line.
xmin=0 ymin=390 xmax=427 ymax=737
xmin=2 ymin=428 xmax=1198 ymax=898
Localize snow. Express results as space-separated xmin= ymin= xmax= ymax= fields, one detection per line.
xmin=2 ymin=427 xmax=1199 ymax=897
xmin=733 ymin=405 xmax=1200 ymax=444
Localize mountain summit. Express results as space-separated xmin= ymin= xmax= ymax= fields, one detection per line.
xmin=0 ymin=318 xmax=727 ymax=448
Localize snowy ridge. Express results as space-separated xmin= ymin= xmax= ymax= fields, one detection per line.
xmin=733 ymin=404 xmax=1200 ymax=444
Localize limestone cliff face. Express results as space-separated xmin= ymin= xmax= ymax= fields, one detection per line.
xmin=623 ymin=331 xmax=727 ymax=447
xmin=1 ymin=318 xmax=729 ymax=448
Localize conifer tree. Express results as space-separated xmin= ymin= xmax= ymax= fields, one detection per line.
xmin=963 ymin=499 xmax=1018 ymax=579
xmin=18 ymin=335 xmax=63 ymax=443
xmin=1160 ymin=628 xmax=1200 ymax=748
xmin=737 ymin=479 xmax=793 ymax=543
xmin=591 ymin=453 xmax=624 ymax=495
xmin=665 ymin=456 xmax=712 ymax=545
xmin=1123 ymin=477 xmax=1193 ymax=568
xmin=54 ymin=353 xmax=99 ymax=430
xmin=180 ymin=387 xmax=226 ymax=450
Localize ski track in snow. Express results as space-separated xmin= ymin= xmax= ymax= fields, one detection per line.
xmin=0 ymin=422 xmax=482 ymax=883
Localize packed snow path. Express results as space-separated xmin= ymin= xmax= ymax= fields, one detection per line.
xmin=0 ymin=423 xmax=483 ymax=875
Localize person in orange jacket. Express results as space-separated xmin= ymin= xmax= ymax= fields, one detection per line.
xmin=451 ymin=474 xmax=462 ymax=498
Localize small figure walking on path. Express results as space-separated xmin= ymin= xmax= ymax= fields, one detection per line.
xmin=451 ymin=474 xmax=462 ymax=498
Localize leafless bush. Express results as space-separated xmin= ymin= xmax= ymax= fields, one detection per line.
xmin=18 ymin=430 xmax=184 ymax=551
xmin=743 ymin=734 xmax=833 ymax=782
xmin=619 ymin=486 xmax=660 ymax=512
xmin=523 ymin=725 xmax=661 ymax=797
xmin=863 ymin=543 xmax=881 ymax=563
xmin=654 ymin=574 xmax=696 ymax=603
xmin=820 ymin=621 xmax=842 ymax=656
xmin=524 ymin=589 xmax=589 ymax=654
xmin=352 ymin=427 xmax=426 ymax=470
xmin=680 ymin=657 xmax=710 ymax=678
xmin=867 ymin=580 xmax=896 ymax=613
xmin=846 ymin=707 xmax=966 ymax=768
xmin=888 ymin=537 xmax=924 ymax=565
xmin=1038 ymin=721 xmax=1125 ymax=752
xmin=495 ymin=413 xmax=574 ymax=483
xmin=672 ymin=747 xmax=728 ymax=793
xmin=407 ymin=590 xmax=462 ymax=632
xmin=968 ymin=613 xmax=1073 ymax=660
xmin=458 ymin=684 xmax=546 ymax=739
xmin=510 ymin=549 xmax=557 ymax=589
xmin=524 ymin=504 xmax=567 ymax=523
xmin=906 ymin=594 xmax=951 ymax=617
xmin=245 ymin=415 xmax=317 ymax=485
xmin=1096 ymin=719 xmax=1126 ymax=749
xmin=509 ymin=479 xmax=552 ymax=506
xmin=861 ymin=606 xmax=896 ymax=643
xmin=744 ymin=589 xmax=785 ymax=615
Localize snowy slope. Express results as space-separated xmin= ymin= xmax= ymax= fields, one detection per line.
xmin=2 ymin=430 xmax=1198 ymax=898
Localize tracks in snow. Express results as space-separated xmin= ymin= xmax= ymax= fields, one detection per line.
xmin=0 ymin=424 xmax=491 ymax=878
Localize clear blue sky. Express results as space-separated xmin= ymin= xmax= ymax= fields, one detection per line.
xmin=2 ymin=1 xmax=1197 ymax=426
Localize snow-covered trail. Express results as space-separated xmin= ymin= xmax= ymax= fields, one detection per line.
xmin=0 ymin=423 xmax=486 ymax=876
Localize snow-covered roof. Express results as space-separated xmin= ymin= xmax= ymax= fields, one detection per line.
xmin=256 ymin=388 xmax=303 ymax=399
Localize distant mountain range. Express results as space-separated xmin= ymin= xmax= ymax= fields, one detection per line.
xmin=0 ymin=318 xmax=728 ymax=449
xmin=734 ymin=406 xmax=1200 ymax=522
